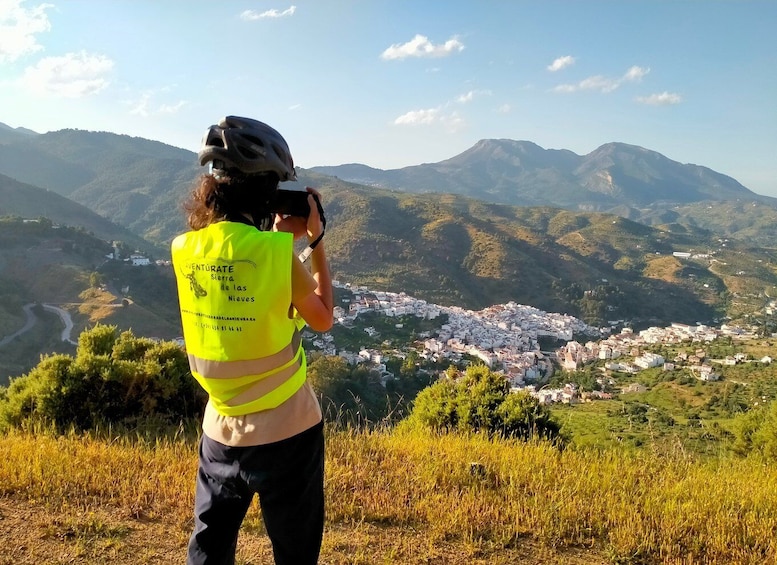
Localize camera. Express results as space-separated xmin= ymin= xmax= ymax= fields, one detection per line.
xmin=269 ymin=189 xmax=310 ymax=217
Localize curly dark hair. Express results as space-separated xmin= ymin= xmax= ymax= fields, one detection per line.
xmin=183 ymin=172 xmax=280 ymax=230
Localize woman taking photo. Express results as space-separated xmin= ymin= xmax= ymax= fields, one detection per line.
xmin=171 ymin=115 xmax=333 ymax=565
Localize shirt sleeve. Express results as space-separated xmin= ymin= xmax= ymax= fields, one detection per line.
xmin=291 ymin=252 xmax=318 ymax=307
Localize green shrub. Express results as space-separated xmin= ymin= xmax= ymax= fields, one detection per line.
xmin=407 ymin=365 xmax=562 ymax=443
xmin=733 ymin=400 xmax=777 ymax=460
xmin=0 ymin=324 xmax=205 ymax=431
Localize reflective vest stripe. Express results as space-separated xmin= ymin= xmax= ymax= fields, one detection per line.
xmin=187 ymin=329 xmax=302 ymax=380
xmin=206 ymin=354 xmax=307 ymax=415
xmin=223 ymin=357 xmax=302 ymax=407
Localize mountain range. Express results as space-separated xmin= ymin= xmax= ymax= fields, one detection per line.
xmin=0 ymin=125 xmax=198 ymax=246
xmin=310 ymin=139 xmax=772 ymax=210
xmin=1 ymin=123 xmax=775 ymax=246
xmin=1 ymin=122 xmax=777 ymax=330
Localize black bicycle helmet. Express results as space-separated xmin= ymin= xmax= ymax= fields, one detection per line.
xmin=198 ymin=116 xmax=297 ymax=181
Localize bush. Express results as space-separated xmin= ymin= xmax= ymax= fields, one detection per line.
xmin=306 ymin=354 xmax=406 ymax=427
xmin=733 ymin=400 xmax=777 ymax=460
xmin=407 ymin=365 xmax=562 ymax=443
xmin=0 ymin=324 xmax=206 ymax=431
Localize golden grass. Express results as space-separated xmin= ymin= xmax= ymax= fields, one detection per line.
xmin=643 ymin=256 xmax=683 ymax=282
xmin=2 ymin=426 xmax=776 ymax=564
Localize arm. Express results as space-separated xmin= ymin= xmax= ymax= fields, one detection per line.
xmin=276 ymin=187 xmax=334 ymax=332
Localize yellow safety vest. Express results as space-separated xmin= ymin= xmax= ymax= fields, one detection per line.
xmin=171 ymin=221 xmax=306 ymax=416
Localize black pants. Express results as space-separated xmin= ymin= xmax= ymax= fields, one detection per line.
xmin=186 ymin=420 xmax=325 ymax=565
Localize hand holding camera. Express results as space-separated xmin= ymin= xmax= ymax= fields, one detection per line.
xmin=273 ymin=187 xmax=325 ymax=244
xmin=270 ymin=188 xmax=312 ymax=218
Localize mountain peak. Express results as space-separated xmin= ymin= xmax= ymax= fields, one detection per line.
xmin=310 ymin=137 xmax=763 ymax=208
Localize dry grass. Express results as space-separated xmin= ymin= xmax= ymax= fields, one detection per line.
xmin=643 ymin=256 xmax=683 ymax=282
xmin=1 ymin=426 xmax=776 ymax=564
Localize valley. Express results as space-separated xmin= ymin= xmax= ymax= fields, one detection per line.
xmin=2 ymin=125 xmax=777 ymax=413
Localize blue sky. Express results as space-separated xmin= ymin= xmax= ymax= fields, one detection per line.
xmin=1 ymin=0 xmax=775 ymax=196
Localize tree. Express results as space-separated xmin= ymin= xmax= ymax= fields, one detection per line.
xmin=89 ymin=271 xmax=103 ymax=288
xmin=408 ymin=365 xmax=562 ymax=443
xmin=306 ymin=354 xmax=391 ymax=426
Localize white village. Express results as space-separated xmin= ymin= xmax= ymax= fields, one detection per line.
xmin=304 ymin=281 xmax=773 ymax=406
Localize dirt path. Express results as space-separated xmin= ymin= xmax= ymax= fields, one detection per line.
xmin=0 ymin=302 xmax=78 ymax=348
xmin=0 ymin=303 xmax=37 ymax=347
xmin=41 ymin=303 xmax=78 ymax=345
xmin=0 ymin=497 xmax=610 ymax=565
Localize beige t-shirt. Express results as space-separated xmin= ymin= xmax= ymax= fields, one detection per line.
xmin=201 ymin=251 xmax=323 ymax=447
xmin=202 ymin=381 xmax=322 ymax=446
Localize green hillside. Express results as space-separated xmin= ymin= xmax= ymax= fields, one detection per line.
xmin=0 ymin=217 xmax=180 ymax=383
xmin=1 ymin=126 xmax=777 ymax=333
xmin=0 ymin=129 xmax=197 ymax=243
xmin=0 ymin=173 xmax=161 ymax=256
xmin=3 ymin=171 xmax=777 ymax=387
xmin=299 ymin=173 xmax=777 ymax=327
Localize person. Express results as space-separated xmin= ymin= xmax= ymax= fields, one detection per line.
xmin=171 ymin=115 xmax=333 ymax=565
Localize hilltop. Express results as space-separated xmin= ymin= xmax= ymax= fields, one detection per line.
xmin=3 ymin=422 xmax=777 ymax=564
xmin=308 ymin=174 xmax=777 ymax=325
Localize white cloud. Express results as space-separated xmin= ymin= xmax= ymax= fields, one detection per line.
xmin=579 ymin=75 xmax=620 ymax=93
xmin=240 ymin=5 xmax=296 ymax=20
xmin=128 ymin=92 xmax=154 ymax=116
xmin=636 ymin=91 xmax=682 ymax=105
xmin=624 ymin=65 xmax=650 ymax=82
xmin=128 ymin=90 xmax=186 ymax=116
xmin=0 ymin=0 xmax=53 ymax=63
xmin=393 ymin=107 xmax=464 ymax=131
xmin=381 ymin=34 xmax=464 ymax=60
xmin=158 ymin=100 xmax=187 ymax=114
xmin=547 ymin=55 xmax=575 ymax=72
xmin=552 ymin=84 xmax=575 ymax=93
xmin=496 ymin=104 xmax=511 ymax=114
xmin=553 ymin=65 xmax=651 ymax=94
xmin=456 ymin=89 xmax=491 ymax=103
xmin=394 ymin=107 xmax=440 ymax=125
xmin=19 ymin=51 xmax=113 ymax=97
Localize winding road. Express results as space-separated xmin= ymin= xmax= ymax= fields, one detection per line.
xmin=0 ymin=303 xmax=78 ymax=348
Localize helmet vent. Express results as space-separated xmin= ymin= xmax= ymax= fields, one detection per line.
xmin=244 ymin=135 xmax=264 ymax=146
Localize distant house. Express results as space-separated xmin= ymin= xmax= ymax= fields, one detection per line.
xmin=696 ymin=364 xmax=719 ymax=381
xmin=129 ymin=254 xmax=151 ymax=266
xmin=634 ymin=352 xmax=664 ymax=370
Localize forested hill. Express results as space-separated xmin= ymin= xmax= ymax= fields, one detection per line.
xmin=0 ymin=127 xmax=198 ymax=244
xmin=1 ymin=126 xmax=777 ymax=328
xmin=2 ymin=125 xmax=777 ymax=248
xmin=298 ymin=172 xmax=777 ymax=327
xmin=0 ymin=173 xmax=158 ymax=255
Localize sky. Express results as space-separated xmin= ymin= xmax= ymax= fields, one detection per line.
xmin=1 ymin=0 xmax=775 ymax=196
